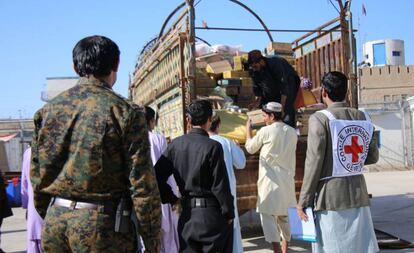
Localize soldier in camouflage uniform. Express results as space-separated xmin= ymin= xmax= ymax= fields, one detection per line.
xmin=30 ymin=35 xmax=161 ymax=253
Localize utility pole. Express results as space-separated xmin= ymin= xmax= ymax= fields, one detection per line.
xmin=186 ymin=0 xmax=196 ymax=100
xmin=337 ymin=0 xmax=358 ymax=108
xmin=183 ymin=0 xmax=196 ymax=134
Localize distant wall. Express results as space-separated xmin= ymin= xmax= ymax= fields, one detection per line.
xmin=359 ymin=65 xmax=414 ymax=105
xmin=0 ymin=142 xmax=10 ymax=172
xmin=0 ymin=119 xmax=34 ymax=172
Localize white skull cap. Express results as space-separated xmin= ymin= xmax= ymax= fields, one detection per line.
xmin=262 ymin=102 xmax=282 ymax=112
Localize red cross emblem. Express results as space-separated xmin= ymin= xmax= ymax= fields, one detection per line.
xmin=344 ymin=135 xmax=364 ymax=163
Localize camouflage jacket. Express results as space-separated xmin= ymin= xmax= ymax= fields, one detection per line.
xmin=31 ymin=77 xmax=161 ymax=252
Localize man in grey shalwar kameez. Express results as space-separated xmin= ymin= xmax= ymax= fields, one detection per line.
xmin=297 ymin=71 xmax=379 ymax=253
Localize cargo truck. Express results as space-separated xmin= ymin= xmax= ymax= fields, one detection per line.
xmin=129 ymin=0 xmax=357 ymax=213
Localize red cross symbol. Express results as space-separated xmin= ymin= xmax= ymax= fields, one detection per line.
xmin=344 ymin=136 xmax=364 ymax=163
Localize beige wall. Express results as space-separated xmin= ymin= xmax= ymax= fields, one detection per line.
xmin=359 ymin=65 xmax=414 ymax=105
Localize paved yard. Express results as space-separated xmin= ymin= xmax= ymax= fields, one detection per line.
xmin=2 ymin=170 xmax=413 ymax=252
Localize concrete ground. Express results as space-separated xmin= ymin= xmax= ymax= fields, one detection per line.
xmin=240 ymin=170 xmax=414 ymax=253
xmin=1 ymin=170 xmax=414 ymax=253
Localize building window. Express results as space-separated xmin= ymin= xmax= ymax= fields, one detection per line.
xmin=402 ymin=94 xmax=408 ymax=99
xmin=392 ymin=51 xmax=401 ymax=57
xmin=373 ymin=43 xmax=386 ymax=65
xmin=392 ymin=95 xmax=399 ymax=101
xmin=384 ymin=95 xmax=391 ymax=102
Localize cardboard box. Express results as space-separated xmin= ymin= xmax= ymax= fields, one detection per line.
xmin=196 ymin=61 xmax=208 ymax=69
xmin=241 ymin=78 xmax=254 ymax=87
xmin=247 ymin=109 xmax=265 ymax=127
xmin=197 ymin=53 xmax=224 ymax=69
xmin=236 ymin=94 xmax=254 ymax=108
xmin=233 ymin=54 xmax=248 ymax=71
xmin=196 ymin=53 xmax=224 ymax=63
xmin=237 ymin=94 xmax=254 ymax=102
xmin=206 ymin=60 xmax=232 ymax=74
xmin=225 ymin=86 xmax=239 ymax=96
xmin=195 ymin=75 xmax=216 ymax=88
xmin=195 ymin=87 xmax=215 ymax=96
xmin=223 ymin=70 xmax=250 ymax=79
xmin=239 ymin=86 xmax=253 ymax=96
xmin=267 ymin=42 xmax=293 ymax=54
xmin=267 ymin=50 xmax=294 ymax=57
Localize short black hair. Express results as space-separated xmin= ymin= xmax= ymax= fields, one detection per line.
xmin=321 ymin=71 xmax=348 ymax=102
xmin=144 ymin=106 xmax=155 ymax=125
xmin=186 ymin=99 xmax=213 ymax=126
xmin=263 ymin=110 xmax=283 ymax=121
xmin=73 ymin=35 xmax=120 ymax=78
xmin=209 ymin=115 xmax=221 ymax=132
xmin=247 ymin=49 xmax=264 ymax=65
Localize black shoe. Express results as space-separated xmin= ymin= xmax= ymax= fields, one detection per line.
xmin=0 ymin=248 xmax=5 ymax=253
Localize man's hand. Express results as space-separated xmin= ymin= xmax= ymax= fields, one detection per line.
xmin=245 ymin=118 xmax=253 ymax=140
xmin=245 ymin=118 xmax=252 ymax=130
xmin=227 ymin=218 xmax=234 ymax=225
xmin=171 ymin=201 xmax=182 ymax=216
xmin=296 ymin=205 xmax=309 ymax=222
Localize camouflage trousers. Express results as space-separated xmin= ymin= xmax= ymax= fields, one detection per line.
xmin=42 ymin=205 xmax=136 ymax=253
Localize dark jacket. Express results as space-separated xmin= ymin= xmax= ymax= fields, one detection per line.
xmin=155 ymin=128 xmax=235 ymax=220
xmin=251 ymin=57 xmax=300 ymax=111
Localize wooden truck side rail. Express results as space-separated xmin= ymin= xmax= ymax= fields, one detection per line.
xmin=131 ymin=9 xmax=191 ymax=139
xmin=292 ymin=17 xmax=348 ymax=91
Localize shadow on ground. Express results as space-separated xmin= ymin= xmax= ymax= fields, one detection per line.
xmin=1 ymin=229 xmax=26 ymax=234
xmin=241 ymin=223 xmax=312 ymax=252
xmin=370 ymin=194 xmax=414 ymax=243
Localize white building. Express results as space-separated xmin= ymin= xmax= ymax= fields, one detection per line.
xmin=363 ymin=39 xmax=405 ymax=66
xmin=41 ymin=77 xmax=79 ymax=102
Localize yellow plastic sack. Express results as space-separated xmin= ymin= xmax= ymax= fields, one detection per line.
xmin=216 ymin=110 xmax=257 ymax=144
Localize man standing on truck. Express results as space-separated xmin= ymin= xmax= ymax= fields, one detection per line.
xmin=246 ymin=50 xmax=300 ymax=128
xmin=297 ymin=71 xmax=379 ymax=253
xmin=31 ymin=35 xmax=161 ymax=253
xmin=155 ymin=99 xmax=235 ymax=253
xmin=245 ymin=102 xmax=297 ymax=253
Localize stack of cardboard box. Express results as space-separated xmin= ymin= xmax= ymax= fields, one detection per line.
xmin=195 ymin=52 xmax=255 ymax=108
xmin=265 ymin=42 xmax=296 ymax=68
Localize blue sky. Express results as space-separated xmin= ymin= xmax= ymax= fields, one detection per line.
xmin=0 ymin=0 xmax=412 ymax=118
